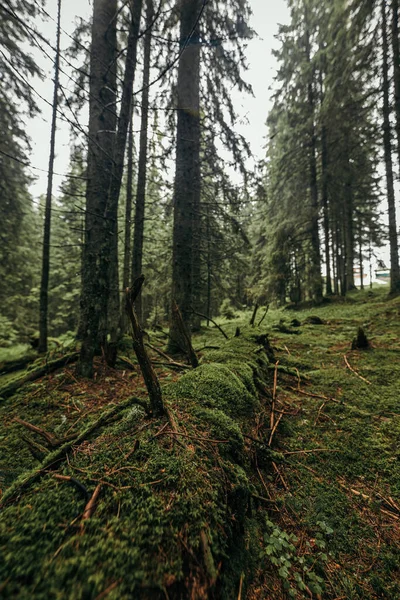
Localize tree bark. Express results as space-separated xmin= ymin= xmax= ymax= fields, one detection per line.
xmin=392 ymin=0 xmax=400 ymax=171
xmin=126 ymin=280 xmax=164 ymax=417
xmin=304 ymin=20 xmax=323 ymax=303
xmin=132 ymin=0 xmax=154 ymax=321
xmin=169 ymin=0 xmax=202 ymax=352
xmin=38 ymin=0 xmax=61 ymax=353
xmin=121 ymin=104 xmax=134 ymax=333
xmin=105 ymin=0 xmax=144 ymax=359
xmin=78 ymin=0 xmax=143 ymax=376
xmin=382 ymin=0 xmax=400 ymax=294
xmin=344 ymin=149 xmax=356 ymax=292
xmin=77 ymin=0 xmax=118 ymax=377
xmin=321 ymin=123 xmax=332 ymax=295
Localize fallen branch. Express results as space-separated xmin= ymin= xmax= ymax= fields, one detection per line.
xmin=268 ymin=413 xmax=283 ymax=447
xmin=53 ymin=474 xmax=89 ymax=499
xmin=81 ymin=484 xmax=102 ymax=525
xmin=191 ymin=309 xmax=229 ymax=340
xmin=287 ymin=386 xmax=341 ymax=404
xmin=344 ymin=354 xmax=372 ymax=385
xmin=146 ymin=343 xmax=190 ymax=369
xmin=13 ymin=417 xmax=76 ymax=448
xmin=272 ymin=461 xmax=289 ymax=490
xmin=0 ymin=352 xmax=79 ymax=401
xmin=283 ymin=448 xmax=340 ymax=455
xmin=151 ymin=360 xmax=191 ymax=370
xmin=338 ymin=482 xmax=400 ymax=520
xmin=1 ymin=395 xmax=144 ymax=507
xmin=0 ymin=353 xmax=37 ymax=376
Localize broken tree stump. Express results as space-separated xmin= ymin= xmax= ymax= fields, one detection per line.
xmin=351 ymin=327 xmax=370 ymax=350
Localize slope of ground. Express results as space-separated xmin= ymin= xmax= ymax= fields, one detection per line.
xmin=0 ymin=288 xmax=399 ymax=599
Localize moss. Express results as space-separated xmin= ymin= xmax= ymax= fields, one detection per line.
xmin=192 ymin=407 xmax=245 ymax=462
xmin=167 ymin=363 xmax=258 ymax=417
xmin=0 ymin=330 xmax=272 ymax=599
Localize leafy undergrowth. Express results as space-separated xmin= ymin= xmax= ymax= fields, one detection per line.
xmin=1 ymin=288 xmax=399 ymax=599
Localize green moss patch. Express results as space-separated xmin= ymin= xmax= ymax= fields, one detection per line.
xmin=0 ymin=333 xmax=272 ymax=599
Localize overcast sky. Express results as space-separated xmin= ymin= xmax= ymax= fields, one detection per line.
xmin=26 ymin=0 xmax=290 ymax=198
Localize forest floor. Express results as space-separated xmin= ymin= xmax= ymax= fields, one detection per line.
xmin=0 ymin=287 xmax=399 ymax=599
xmin=210 ymin=287 xmax=400 ymax=599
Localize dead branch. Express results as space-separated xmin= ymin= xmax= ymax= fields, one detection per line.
xmin=1 ymin=395 xmax=143 ymax=507
xmin=190 ymin=308 xmax=229 ymax=339
xmin=13 ymin=417 xmax=76 ymax=448
xmin=272 ymin=461 xmax=289 ymax=490
xmin=146 ymin=343 xmax=190 ymax=369
xmin=344 ymin=354 xmax=372 ymax=385
xmin=287 ymin=386 xmax=341 ymax=404
xmin=0 ymin=352 xmax=79 ymax=402
xmin=53 ymin=474 xmax=89 ymax=499
xmin=268 ymin=412 xmax=283 ymax=447
xmin=81 ymin=483 xmax=102 ymax=524
xmin=126 ymin=279 xmax=165 ymax=416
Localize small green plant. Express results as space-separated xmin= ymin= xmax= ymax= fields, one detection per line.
xmin=219 ymin=298 xmax=236 ymax=319
xmin=263 ymin=519 xmax=331 ymax=597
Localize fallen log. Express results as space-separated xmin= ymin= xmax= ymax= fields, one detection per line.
xmin=0 ymin=352 xmax=79 ymax=401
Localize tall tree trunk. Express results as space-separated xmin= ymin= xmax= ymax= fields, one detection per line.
xmin=169 ymin=0 xmax=202 ymax=352
xmin=321 ymin=123 xmax=332 ymax=295
xmin=392 ymin=0 xmax=400 ymax=171
xmin=206 ymin=203 xmax=211 ymax=325
xmin=78 ymin=0 xmax=143 ymax=376
xmin=344 ymin=150 xmax=356 ymax=291
xmin=132 ymin=0 xmax=154 ymax=322
xmin=319 ymin=55 xmax=332 ymax=296
xmin=77 ymin=0 xmax=118 ymax=377
xmin=382 ymin=0 xmax=400 ymax=293
xmin=104 ymin=0 xmax=143 ymax=358
xmin=38 ymin=0 xmax=61 ymax=353
xmin=121 ymin=104 xmax=134 ymax=333
xmin=304 ymin=21 xmax=323 ymax=303
xmin=359 ymin=223 xmax=364 ymax=290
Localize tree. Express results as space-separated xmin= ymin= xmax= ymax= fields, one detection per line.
xmin=38 ymin=0 xmax=61 ymax=353
xmin=381 ymin=0 xmax=400 ymax=293
xmin=131 ymin=0 xmax=154 ymax=321
xmin=169 ymin=0 xmax=203 ymax=352
xmin=77 ymin=0 xmax=118 ymax=376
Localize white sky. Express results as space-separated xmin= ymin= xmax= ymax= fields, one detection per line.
xmin=26 ymin=0 xmax=290 ymax=198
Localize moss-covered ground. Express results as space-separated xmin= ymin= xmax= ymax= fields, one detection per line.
xmin=0 ymin=287 xmax=399 ymax=599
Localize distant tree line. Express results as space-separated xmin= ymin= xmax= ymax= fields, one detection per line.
xmin=0 ymin=0 xmax=399 ymax=374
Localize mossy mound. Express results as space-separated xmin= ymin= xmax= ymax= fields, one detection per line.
xmin=0 ymin=332 xmax=272 ymax=599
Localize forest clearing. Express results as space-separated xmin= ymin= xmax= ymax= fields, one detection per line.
xmin=1 ymin=288 xmax=399 ymax=598
xmin=1 ymin=0 xmax=400 ymax=597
